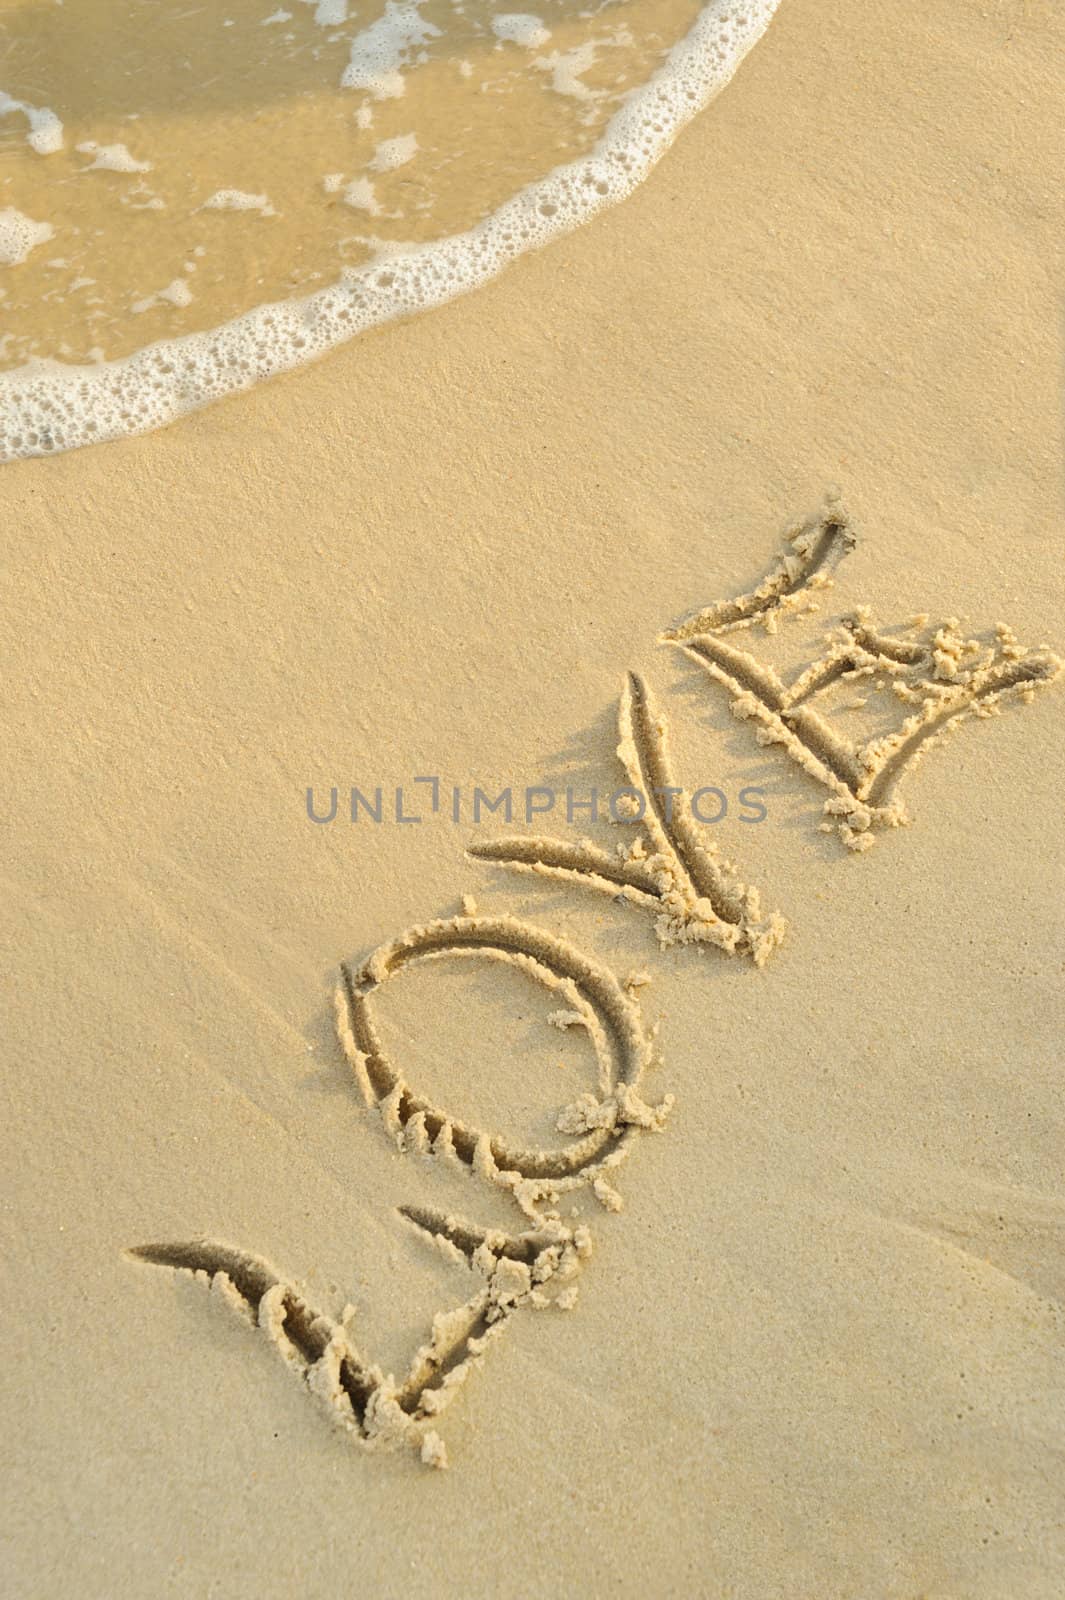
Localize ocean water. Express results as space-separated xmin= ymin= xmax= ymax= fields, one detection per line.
xmin=0 ymin=0 xmax=778 ymax=458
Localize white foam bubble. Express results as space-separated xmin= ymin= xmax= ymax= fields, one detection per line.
xmin=131 ymin=278 xmax=194 ymax=314
xmin=0 ymin=208 xmax=55 ymax=267
xmin=0 ymin=91 xmax=64 ymax=156
xmin=202 ymin=189 xmax=277 ymax=216
xmin=124 ymin=189 xmax=167 ymax=212
xmin=340 ymin=176 xmax=382 ymax=214
xmin=0 ymin=0 xmax=781 ymax=460
xmin=341 ymin=1 xmax=442 ymax=99
xmin=301 ymin=0 xmax=348 ymax=22
xmin=369 ymin=132 xmax=418 ymax=172
xmin=77 ymin=141 xmax=152 ymax=173
xmin=534 ymin=41 xmax=601 ymax=102
xmin=491 ymin=14 xmax=552 ymax=49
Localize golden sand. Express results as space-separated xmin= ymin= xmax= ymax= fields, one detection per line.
xmin=1 ymin=0 xmax=1063 ymax=1593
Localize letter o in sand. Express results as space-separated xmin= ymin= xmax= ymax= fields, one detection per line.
xmin=335 ymin=915 xmax=657 ymax=1205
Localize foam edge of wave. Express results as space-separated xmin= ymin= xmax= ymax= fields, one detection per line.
xmin=0 ymin=0 xmax=780 ymax=463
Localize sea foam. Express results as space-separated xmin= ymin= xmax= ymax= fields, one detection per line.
xmin=0 ymin=92 xmax=64 ymax=156
xmin=0 ymin=0 xmax=780 ymax=462
xmin=0 ymin=209 xmax=55 ymax=267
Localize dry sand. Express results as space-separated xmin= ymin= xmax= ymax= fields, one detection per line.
xmin=2 ymin=0 xmax=1063 ymax=1594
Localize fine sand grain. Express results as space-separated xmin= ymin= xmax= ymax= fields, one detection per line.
xmin=1 ymin=0 xmax=1063 ymax=1595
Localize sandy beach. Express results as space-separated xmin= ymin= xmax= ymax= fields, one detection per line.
xmin=2 ymin=0 xmax=1063 ymax=1594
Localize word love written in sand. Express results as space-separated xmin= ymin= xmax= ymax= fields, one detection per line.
xmin=128 ymin=496 xmax=1061 ymax=1468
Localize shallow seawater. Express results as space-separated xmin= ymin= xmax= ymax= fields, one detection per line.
xmin=0 ymin=0 xmax=777 ymax=456
xmin=0 ymin=0 xmax=703 ymax=368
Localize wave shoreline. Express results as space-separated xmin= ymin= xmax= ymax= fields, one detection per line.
xmin=0 ymin=0 xmax=779 ymax=462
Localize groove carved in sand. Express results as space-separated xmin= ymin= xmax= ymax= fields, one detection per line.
xmin=129 ymin=1210 xmax=591 ymax=1470
xmin=335 ymin=913 xmax=672 ymax=1213
xmin=131 ymin=916 xmax=670 ymax=1466
xmin=469 ymin=673 xmax=786 ymax=965
xmin=676 ymin=610 xmax=1062 ymax=850
xmin=126 ymin=497 xmax=1063 ymax=1468
xmin=662 ymin=492 xmax=857 ymax=640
